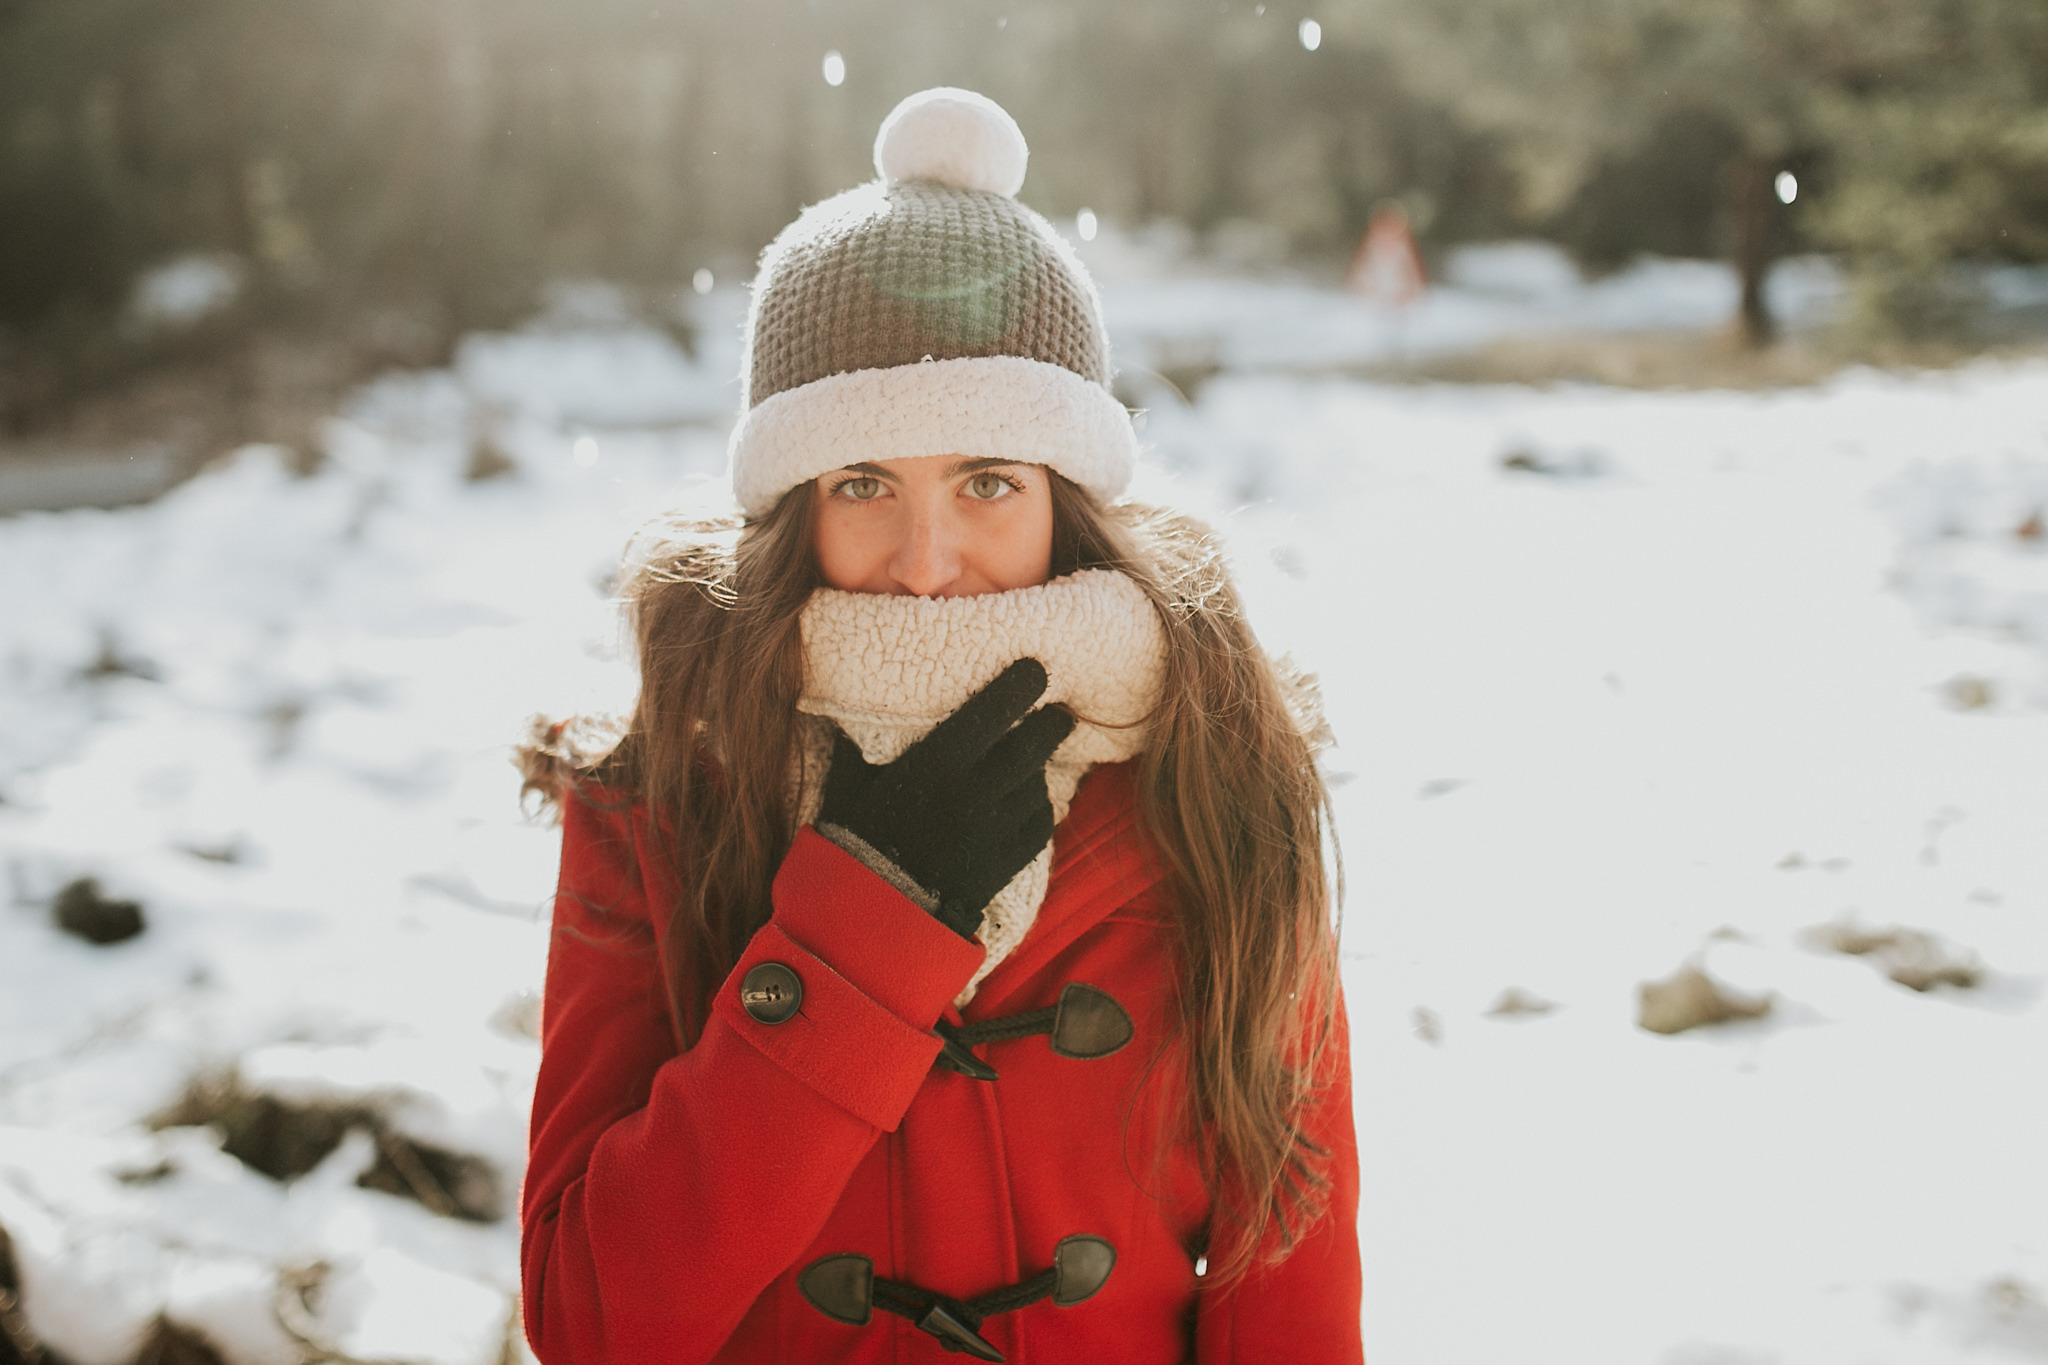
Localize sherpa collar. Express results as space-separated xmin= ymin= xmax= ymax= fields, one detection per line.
xmin=792 ymin=569 xmax=1166 ymax=1002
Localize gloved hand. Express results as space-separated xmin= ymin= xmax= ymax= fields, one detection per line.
xmin=816 ymin=657 xmax=1076 ymax=940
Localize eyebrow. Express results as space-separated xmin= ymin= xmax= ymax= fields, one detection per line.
xmin=832 ymin=457 xmax=1032 ymax=481
xmin=945 ymin=456 xmax=1027 ymax=477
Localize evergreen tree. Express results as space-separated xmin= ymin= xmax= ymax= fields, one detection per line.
xmin=1800 ymin=0 xmax=2048 ymax=334
xmin=1342 ymin=0 xmax=2048 ymax=342
xmin=1 ymin=0 xmax=1516 ymax=413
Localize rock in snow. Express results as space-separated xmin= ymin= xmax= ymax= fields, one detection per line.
xmin=52 ymin=877 xmax=147 ymax=946
xmin=1806 ymin=919 xmax=1984 ymax=993
xmin=1637 ymin=964 xmax=1774 ymax=1035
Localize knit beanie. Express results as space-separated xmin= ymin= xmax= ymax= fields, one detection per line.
xmin=728 ymin=88 xmax=1138 ymax=517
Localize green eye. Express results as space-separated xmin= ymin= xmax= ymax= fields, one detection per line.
xmin=838 ymin=476 xmax=883 ymax=500
xmin=967 ymin=472 xmax=1012 ymax=500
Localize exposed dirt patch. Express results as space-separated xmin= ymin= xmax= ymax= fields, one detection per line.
xmin=153 ymin=1075 xmax=503 ymax=1222
xmin=0 ymin=311 xmax=452 ymax=512
xmin=1807 ymin=920 xmax=1983 ymax=992
xmin=357 ymin=1130 xmax=504 ymax=1223
xmin=1356 ymin=330 xmax=2048 ymax=391
xmin=1638 ymin=963 xmax=1773 ymax=1035
xmin=129 ymin=1320 xmax=226 ymax=1365
xmin=169 ymin=1083 xmax=367 ymax=1183
xmin=76 ymin=631 xmax=162 ymax=684
xmin=1 ymin=1220 xmax=39 ymax=1365
xmin=1485 ymin=987 xmax=1557 ymax=1018
xmin=51 ymin=877 xmax=147 ymax=947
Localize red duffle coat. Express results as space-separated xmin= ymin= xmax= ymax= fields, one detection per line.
xmin=521 ymin=760 xmax=1363 ymax=1363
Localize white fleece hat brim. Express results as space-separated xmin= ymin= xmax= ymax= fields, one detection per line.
xmin=728 ymin=354 xmax=1137 ymax=517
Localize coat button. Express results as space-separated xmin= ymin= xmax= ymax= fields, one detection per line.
xmin=740 ymin=962 xmax=803 ymax=1024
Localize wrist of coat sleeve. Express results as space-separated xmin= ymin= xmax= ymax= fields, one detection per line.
xmin=814 ymin=819 xmax=991 ymax=942
xmin=711 ymin=827 xmax=986 ymax=1131
xmin=815 ymin=820 xmax=942 ymax=914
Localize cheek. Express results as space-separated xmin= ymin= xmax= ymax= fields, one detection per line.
xmin=978 ymin=494 xmax=1055 ymax=589
xmin=812 ymin=501 xmax=878 ymax=590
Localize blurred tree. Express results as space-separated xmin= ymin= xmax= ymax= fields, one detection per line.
xmin=0 ymin=0 xmax=1522 ymax=428
xmin=1339 ymin=0 xmax=2048 ymax=343
xmin=1549 ymin=110 xmax=1751 ymax=272
xmin=1799 ymin=0 xmax=2048 ymax=336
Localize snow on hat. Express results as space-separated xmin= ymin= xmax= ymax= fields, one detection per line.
xmin=728 ymin=87 xmax=1136 ymax=517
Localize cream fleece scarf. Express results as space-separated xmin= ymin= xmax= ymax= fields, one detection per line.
xmin=793 ymin=569 xmax=1166 ymax=1003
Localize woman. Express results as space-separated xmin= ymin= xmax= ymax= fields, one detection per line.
xmin=519 ymin=89 xmax=1362 ymax=1363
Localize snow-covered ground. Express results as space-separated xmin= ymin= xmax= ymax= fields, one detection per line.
xmin=1093 ymin=232 xmax=1851 ymax=387
xmin=3 ymin=249 xmax=2046 ymax=1365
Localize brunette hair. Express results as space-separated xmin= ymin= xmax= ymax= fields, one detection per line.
xmin=522 ymin=475 xmax=1341 ymax=1285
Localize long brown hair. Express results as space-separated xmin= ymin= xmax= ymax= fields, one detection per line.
xmin=522 ymin=475 xmax=1342 ymax=1285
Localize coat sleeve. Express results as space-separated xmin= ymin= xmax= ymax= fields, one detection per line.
xmin=1193 ymin=985 xmax=1364 ymax=1364
xmin=520 ymin=791 xmax=985 ymax=1364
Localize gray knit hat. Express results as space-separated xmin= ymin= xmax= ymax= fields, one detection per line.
xmin=728 ymin=88 xmax=1137 ymax=517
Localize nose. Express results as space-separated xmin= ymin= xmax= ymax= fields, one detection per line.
xmin=888 ymin=500 xmax=963 ymax=597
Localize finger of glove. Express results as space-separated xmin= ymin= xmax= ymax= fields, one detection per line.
xmin=932 ymin=897 xmax=987 ymax=942
xmin=945 ymin=864 xmax=1020 ymax=924
xmin=911 ymin=657 xmax=1052 ymax=772
xmin=932 ymin=804 xmax=1055 ymax=922
xmin=986 ymin=804 xmax=1059 ymax=890
xmin=976 ymin=703 xmax=1077 ymax=795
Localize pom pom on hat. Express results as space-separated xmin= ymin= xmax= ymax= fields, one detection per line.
xmin=730 ymin=85 xmax=1135 ymax=516
xmin=873 ymin=87 xmax=1028 ymax=197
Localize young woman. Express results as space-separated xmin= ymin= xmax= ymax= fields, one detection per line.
xmin=519 ymin=89 xmax=1362 ymax=1363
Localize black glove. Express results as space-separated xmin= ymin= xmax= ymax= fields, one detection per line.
xmin=816 ymin=657 xmax=1076 ymax=940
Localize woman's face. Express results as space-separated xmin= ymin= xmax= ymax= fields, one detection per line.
xmin=812 ymin=455 xmax=1054 ymax=597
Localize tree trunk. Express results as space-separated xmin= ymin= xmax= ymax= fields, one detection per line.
xmin=434 ymin=0 xmax=485 ymax=348
xmin=1727 ymin=151 xmax=1778 ymax=348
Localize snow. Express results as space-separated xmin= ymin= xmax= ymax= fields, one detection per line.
xmin=128 ymin=256 xmax=244 ymax=332
xmin=3 ymin=248 xmax=2046 ymax=1364
xmin=1086 ymin=233 xmax=1852 ymax=388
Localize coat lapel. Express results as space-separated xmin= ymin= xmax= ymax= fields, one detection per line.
xmin=962 ymin=760 xmax=1171 ymax=1016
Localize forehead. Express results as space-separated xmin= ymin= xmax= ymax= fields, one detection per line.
xmin=832 ymin=455 xmax=1035 ymax=480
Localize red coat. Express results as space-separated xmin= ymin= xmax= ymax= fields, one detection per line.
xmin=521 ymin=761 xmax=1363 ymax=1363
